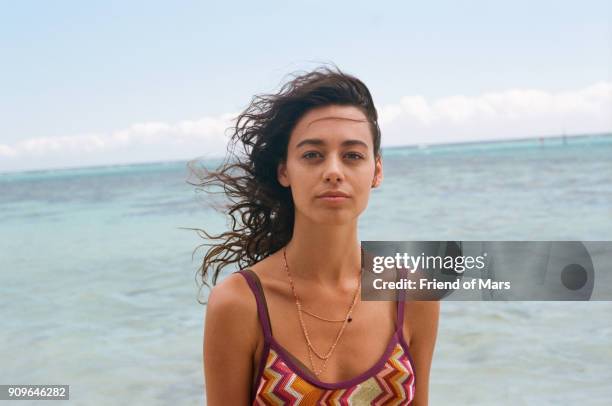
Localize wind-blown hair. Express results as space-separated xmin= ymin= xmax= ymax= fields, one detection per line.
xmin=188 ymin=65 xmax=381 ymax=297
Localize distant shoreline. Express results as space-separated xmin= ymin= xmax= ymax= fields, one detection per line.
xmin=2 ymin=131 xmax=611 ymax=177
xmin=383 ymin=131 xmax=612 ymax=151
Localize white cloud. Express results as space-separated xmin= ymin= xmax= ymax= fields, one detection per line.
xmin=1 ymin=82 xmax=611 ymax=172
xmin=0 ymin=112 xmax=239 ymax=171
xmin=378 ymin=81 xmax=612 ymax=146
xmin=0 ymin=144 xmax=17 ymax=157
xmin=400 ymin=96 xmax=435 ymax=124
xmin=18 ymin=133 xmax=108 ymax=155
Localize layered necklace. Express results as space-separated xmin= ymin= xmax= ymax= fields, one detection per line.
xmin=282 ymin=246 xmax=363 ymax=378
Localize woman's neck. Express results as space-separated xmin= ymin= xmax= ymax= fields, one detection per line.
xmin=284 ymin=219 xmax=362 ymax=289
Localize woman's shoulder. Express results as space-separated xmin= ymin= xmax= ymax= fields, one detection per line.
xmin=402 ymin=300 xmax=441 ymax=345
xmin=206 ymin=253 xmax=279 ymax=312
xmin=404 ymin=300 xmax=441 ymax=313
xmin=205 ymin=270 xmax=258 ymax=325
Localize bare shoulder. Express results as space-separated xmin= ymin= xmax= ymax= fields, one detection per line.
xmin=404 ymin=300 xmax=441 ymax=316
xmin=403 ymin=301 xmax=441 ymax=345
xmin=207 ymin=250 xmax=281 ymax=311
xmin=204 ymin=271 xmax=261 ymax=352
xmin=203 ymin=271 xmax=260 ymax=404
xmin=206 ymin=271 xmax=257 ymax=325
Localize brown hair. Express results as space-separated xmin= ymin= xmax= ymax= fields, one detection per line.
xmin=187 ymin=65 xmax=381 ymax=300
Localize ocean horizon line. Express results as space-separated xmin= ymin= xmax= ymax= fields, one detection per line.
xmin=1 ymin=131 xmax=610 ymax=178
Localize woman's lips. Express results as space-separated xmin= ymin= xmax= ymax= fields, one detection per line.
xmin=317 ymin=196 xmax=349 ymax=203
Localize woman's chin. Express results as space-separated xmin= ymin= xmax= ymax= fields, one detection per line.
xmin=309 ymin=211 xmax=359 ymax=226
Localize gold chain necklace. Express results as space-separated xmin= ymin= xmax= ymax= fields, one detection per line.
xmin=282 ymin=246 xmax=362 ymax=377
xmin=302 ymin=307 xmax=353 ymax=323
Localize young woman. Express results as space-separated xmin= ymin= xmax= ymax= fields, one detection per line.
xmin=199 ymin=66 xmax=440 ymax=405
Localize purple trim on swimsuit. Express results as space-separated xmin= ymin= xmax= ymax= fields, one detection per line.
xmin=237 ymin=267 xmax=417 ymax=401
xmin=237 ymin=270 xmax=272 ymax=340
xmin=251 ymin=341 xmax=270 ymax=403
xmin=269 ymin=332 xmax=402 ymax=390
xmin=396 ymin=279 xmax=406 ymax=340
xmin=236 ymin=270 xmax=271 ymax=403
xmin=396 ymin=267 xmax=417 ymax=390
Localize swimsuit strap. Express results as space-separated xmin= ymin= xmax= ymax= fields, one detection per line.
xmin=395 ymin=267 xmax=408 ymax=341
xmin=236 ymin=269 xmax=273 ymax=342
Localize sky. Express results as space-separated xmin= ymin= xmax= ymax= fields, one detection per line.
xmin=1 ymin=0 xmax=610 ymax=173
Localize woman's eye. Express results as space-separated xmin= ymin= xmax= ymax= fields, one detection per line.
xmin=303 ymin=151 xmax=322 ymax=159
xmin=302 ymin=152 xmax=364 ymax=160
xmin=345 ymin=152 xmax=364 ymax=160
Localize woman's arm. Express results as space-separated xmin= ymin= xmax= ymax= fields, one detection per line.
xmin=406 ymin=300 xmax=440 ymax=406
xmin=203 ymin=273 xmax=259 ymax=405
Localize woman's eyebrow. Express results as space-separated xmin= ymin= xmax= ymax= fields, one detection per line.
xmin=295 ymin=138 xmax=369 ymax=149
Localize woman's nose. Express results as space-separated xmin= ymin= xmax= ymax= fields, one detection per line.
xmin=323 ymin=156 xmax=344 ymax=183
xmin=325 ymin=173 xmax=341 ymax=183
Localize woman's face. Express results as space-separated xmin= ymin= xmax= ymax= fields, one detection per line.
xmin=277 ymin=105 xmax=383 ymax=225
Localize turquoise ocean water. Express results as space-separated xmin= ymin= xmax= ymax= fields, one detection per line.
xmin=1 ymin=133 xmax=611 ymax=405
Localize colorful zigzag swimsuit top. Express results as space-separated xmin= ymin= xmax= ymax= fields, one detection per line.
xmin=237 ymin=269 xmax=416 ymax=405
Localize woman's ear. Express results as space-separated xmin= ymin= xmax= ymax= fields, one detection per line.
xmin=372 ymin=156 xmax=383 ymax=188
xmin=277 ymin=160 xmax=290 ymax=187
